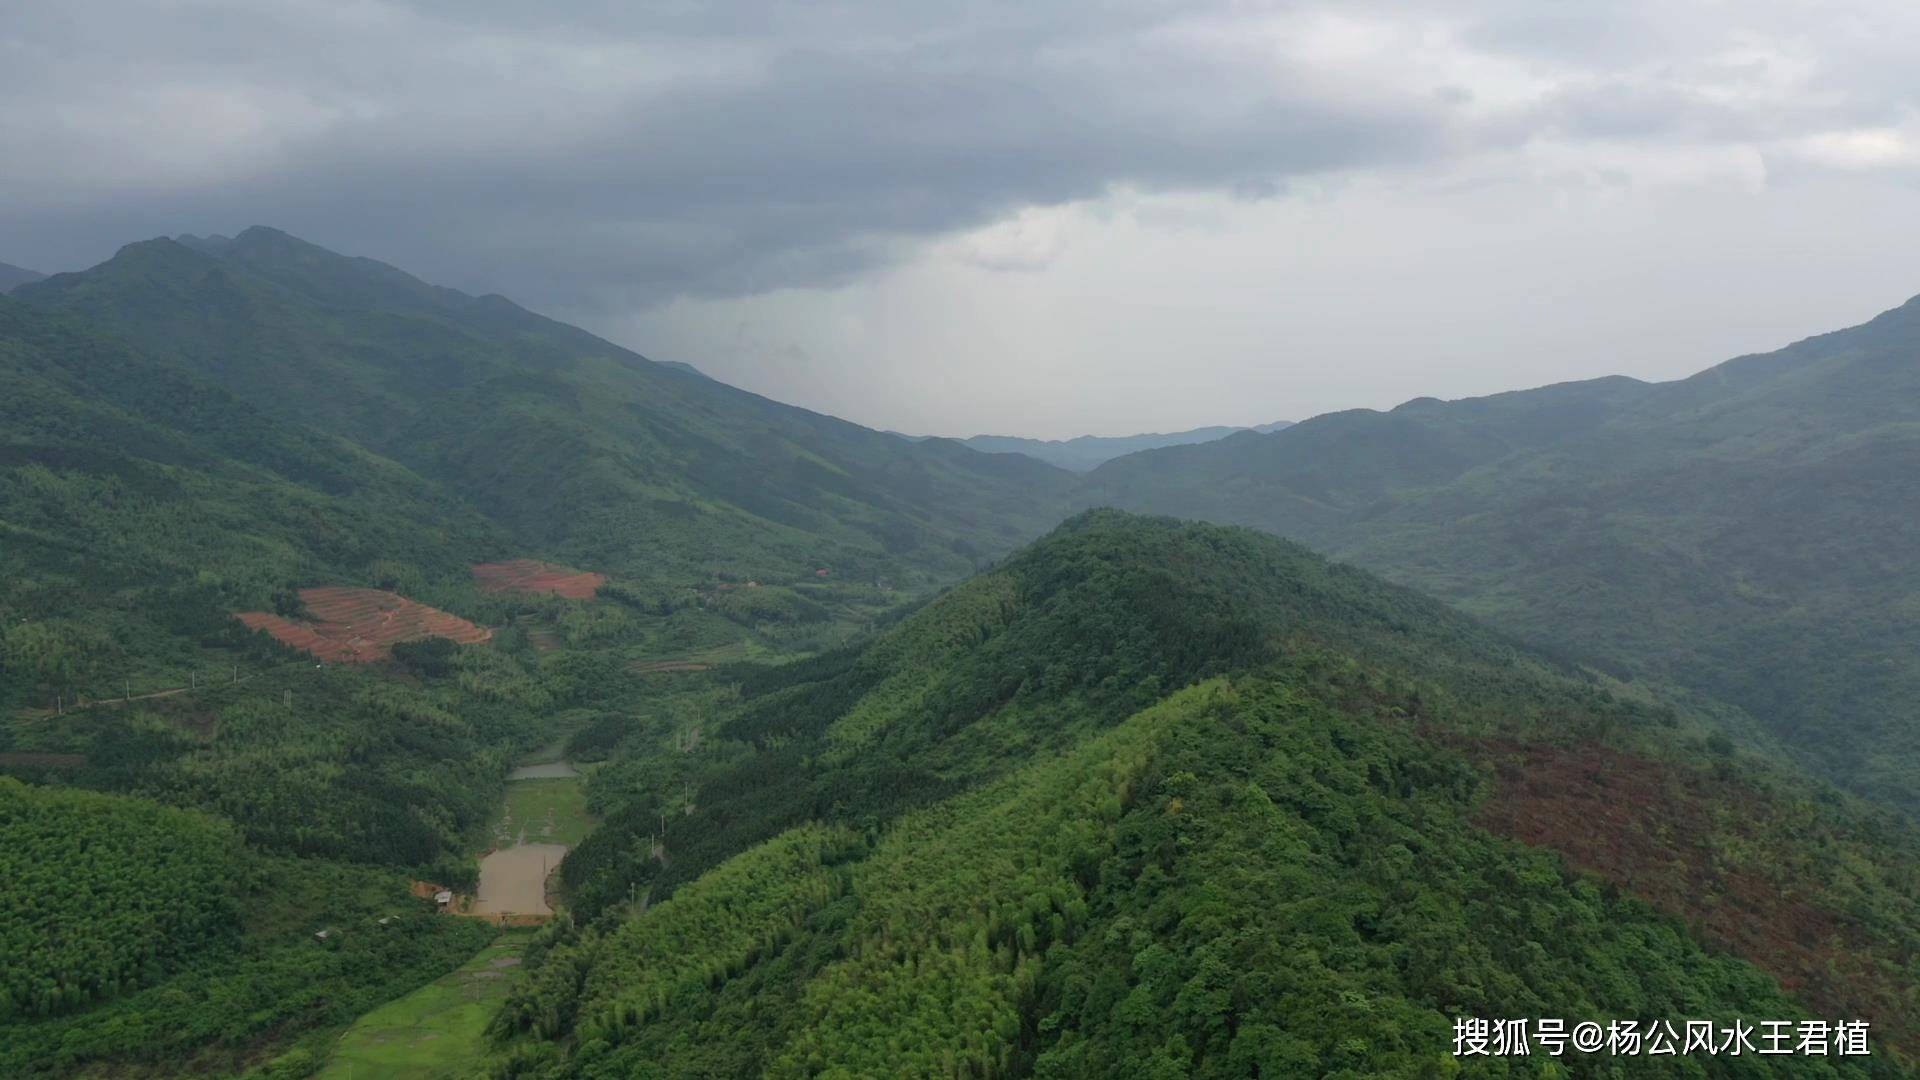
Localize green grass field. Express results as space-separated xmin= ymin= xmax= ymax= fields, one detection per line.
xmin=316 ymin=930 xmax=533 ymax=1080
xmin=491 ymin=776 xmax=594 ymax=848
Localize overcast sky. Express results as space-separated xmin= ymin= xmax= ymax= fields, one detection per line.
xmin=6 ymin=1 xmax=1920 ymax=437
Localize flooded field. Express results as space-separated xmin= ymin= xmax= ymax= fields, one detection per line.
xmin=473 ymin=843 xmax=570 ymax=915
xmin=467 ymin=760 xmax=594 ymax=918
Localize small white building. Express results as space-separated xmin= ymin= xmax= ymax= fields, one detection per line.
xmin=434 ymin=890 xmax=453 ymax=907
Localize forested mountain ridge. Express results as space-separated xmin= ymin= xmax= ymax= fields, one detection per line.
xmin=0 ymin=261 xmax=44 ymax=293
xmin=1083 ymin=297 xmax=1920 ymax=814
xmin=14 ymin=228 xmax=1079 ymax=587
xmin=942 ymin=421 xmax=1295 ymax=471
xmin=1084 ymin=374 xmax=1657 ymax=543
xmin=493 ymin=512 xmax=1920 ymax=1076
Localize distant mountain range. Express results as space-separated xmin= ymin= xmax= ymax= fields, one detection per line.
xmin=1083 ymin=296 xmax=1920 ymax=815
xmin=912 ymin=421 xmax=1294 ymax=471
xmin=0 ymin=261 xmax=44 ymax=293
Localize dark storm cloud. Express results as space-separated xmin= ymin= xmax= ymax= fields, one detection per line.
xmin=3 ymin=1 xmax=1918 ymax=306
xmin=0 ymin=0 xmax=1470 ymax=302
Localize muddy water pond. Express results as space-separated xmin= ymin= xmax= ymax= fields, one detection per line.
xmin=474 ymin=842 xmax=570 ymax=915
xmin=472 ymin=760 xmax=592 ymax=917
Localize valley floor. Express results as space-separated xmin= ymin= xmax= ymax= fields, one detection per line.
xmin=318 ymin=748 xmax=598 ymax=1076
xmin=317 ymin=930 xmax=535 ymax=1080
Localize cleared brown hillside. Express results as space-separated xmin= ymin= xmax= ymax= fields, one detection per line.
xmin=472 ymin=559 xmax=606 ymax=599
xmin=236 ymin=586 xmax=491 ymax=662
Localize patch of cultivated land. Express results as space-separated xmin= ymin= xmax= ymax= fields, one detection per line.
xmin=317 ymin=930 xmax=534 ymax=1080
xmin=472 ymin=559 xmax=606 ymax=599
xmin=492 ymin=776 xmax=594 ymax=848
xmin=235 ymin=587 xmax=491 ymax=662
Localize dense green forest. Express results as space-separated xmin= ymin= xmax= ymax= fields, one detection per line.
xmin=5 ymin=228 xmax=1920 ymax=1076
xmin=14 ymin=228 xmax=1076 ymax=590
xmin=1 ymin=778 xmax=242 ymax=1020
xmin=1082 ymin=298 xmax=1920 ymax=816
xmin=489 ymin=513 xmax=1920 ymax=1077
xmin=0 ymin=848 xmax=495 ymax=1079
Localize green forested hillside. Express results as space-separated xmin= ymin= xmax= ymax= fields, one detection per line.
xmin=0 ymin=844 xmax=495 ymax=1079
xmin=1084 ymin=299 xmax=1920 ymax=814
xmin=492 ymin=513 xmax=1920 ymax=1077
xmin=0 ymin=778 xmax=242 ymax=1020
xmin=0 ymin=294 xmax=511 ymax=712
xmin=14 ymin=228 xmax=1077 ymax=588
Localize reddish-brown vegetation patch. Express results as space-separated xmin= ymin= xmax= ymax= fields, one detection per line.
xmin=236 ymin=587 xmax=491 ymax=663
xmin=472 ymin=559 xmax=606 ymax=599
xmin=1465 ymin=738 xmax=1914 ymax=1055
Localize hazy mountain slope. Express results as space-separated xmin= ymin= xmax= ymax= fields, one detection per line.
xmin=950 ymin=420 xmax=1294 ymax=470
xmin=1083 ymin=299 xmax=1920 ymax=813
xmin=0 ymin=295 xmax=506 ymax=709
xmin=15 ymin=228 xmax=1078 ymax=586
xmin=495 ymin=513 xmax=1920 ymax=1075
xmin=0 ymin=261 xmax=43 ymax=293
xmin=1086 ymin=375 xmax=1655 ymax=546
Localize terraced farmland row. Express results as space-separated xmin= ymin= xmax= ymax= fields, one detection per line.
xmin=235 ymin=587 xmax=491 ymax=662
xmin=471 ymin=560 xmax=606 ymax=599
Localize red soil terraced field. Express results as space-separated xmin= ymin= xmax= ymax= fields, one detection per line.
xmin=472 ymin=559 xmax=606 ymax=599
xmin=235 ymin=587 xmax=492 ymax=662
